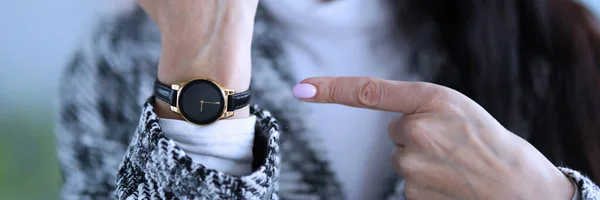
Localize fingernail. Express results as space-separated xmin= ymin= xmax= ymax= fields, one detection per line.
xmin=293 ymin=83 xmax=317 ymax=99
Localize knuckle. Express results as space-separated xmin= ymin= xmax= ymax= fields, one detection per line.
xmin=387 ymin=117 xmax=402 ymax=138
xmin=396 ymin=153 xmax=418 ymax=177
xmin=405 ymin=118 xmax=429 ymax=146
xmin=357 ymin=78 xmax=383 ymax=107
xmin=325 ymin=83 xmax=338 ymax=103
xmin=427 ymin=89 xmax=452 ymax=106
xmin=458 ymin=119 xmax=475 ymax=134
xmin=419 ymin=83 xmax=457 ymax=109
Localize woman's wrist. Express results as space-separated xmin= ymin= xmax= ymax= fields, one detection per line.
xmin=150 ymin=0 xmax=256 ymax=121
xmin=549 ymin=169 xmax=576 ymax=200
xmin=155 ymin=40 xmax=252 ymax=121
xmin=156 ymin=0 xmax=254 ymax=90
xmin=510 ymin=144 xmax=576 ymax=200
xmin=157 ymin=12 xmax=253 ymax=91
xmin=154 ymin=99 xmax=250 ymax=121
xmin=157 ymin=49 xmax=251 ymax=91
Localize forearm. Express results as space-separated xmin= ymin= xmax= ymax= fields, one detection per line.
xmin=156 ymin=1 xmax=255 ymax=89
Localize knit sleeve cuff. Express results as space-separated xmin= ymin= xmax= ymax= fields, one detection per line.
xmin=559 ymin=167 xmax=600 ymax=200
xmin=115 ymin=98 xmax=281 ymax=199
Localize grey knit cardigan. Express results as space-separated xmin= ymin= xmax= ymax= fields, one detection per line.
xmin=56 ymin=5 xmax=600 ymax=200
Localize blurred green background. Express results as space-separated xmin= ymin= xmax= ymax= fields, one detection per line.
xmin=0 ymin=1 xmax=129 ymax=199
xmin=0 ymin=1 xmax=598 ymax=200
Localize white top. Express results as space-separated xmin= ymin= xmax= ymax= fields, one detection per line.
xmin=159 ymin=116 xmax=256 ymax=177
xmin=158 ymin=0 xmax=580 ymax=199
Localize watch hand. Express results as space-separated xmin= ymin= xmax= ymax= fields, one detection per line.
xmin=199 ymin=100 xmax=220 ymax=112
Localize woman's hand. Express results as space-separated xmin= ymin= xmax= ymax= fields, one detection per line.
xmin=138 ymin=0 xmax=258 ymax=119
xmin=295 ymin=77 xmax=575 ymax=200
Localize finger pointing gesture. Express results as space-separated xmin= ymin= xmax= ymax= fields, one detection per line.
xmin=292 ymin=76 xmax=576 ymax=200
xmin=295 ymin=76 xmax=471 ymax=114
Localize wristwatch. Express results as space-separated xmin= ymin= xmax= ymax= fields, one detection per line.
xmin=154 ymin=78 xmax=251 ymax=125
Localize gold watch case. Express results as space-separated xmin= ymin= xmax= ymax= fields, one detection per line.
xmin=168 ymin=78 xmax=236 ymax=125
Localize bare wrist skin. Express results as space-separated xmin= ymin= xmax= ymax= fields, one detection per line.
xmin=157 ymin=42 xmax=252 ymax=92
xmin=545 ymin=168 xmax=576 ymax=200
xmin=509 ymin=140 xmax=576 ymax=200
xmin=555 ymin=174 xmax=576 ymax=200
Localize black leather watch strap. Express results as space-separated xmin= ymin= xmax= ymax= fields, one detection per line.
xmin=227 ymin=89 xmax=251 ymax=111
xmin=154 ymin=81 xmax=177 ymax=106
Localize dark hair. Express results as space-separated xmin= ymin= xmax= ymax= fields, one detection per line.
xmin=391 ymin=0 xmax=600 ymax=182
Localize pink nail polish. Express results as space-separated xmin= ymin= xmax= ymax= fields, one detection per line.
xmin=293 ymin=83 xmax=317 ymax=99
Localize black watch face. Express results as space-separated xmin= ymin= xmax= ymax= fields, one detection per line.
xmin=178 ymin=80 xmax=225 ymax=125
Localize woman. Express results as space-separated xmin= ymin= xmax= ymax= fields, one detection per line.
xmin=56 ymin=0 xmax=600 ymax=199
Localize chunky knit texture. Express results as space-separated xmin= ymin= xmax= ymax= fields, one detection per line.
xmin=56 ymin=4 xmax=600 ymax=200
xmin=116 ymin=103 xmax=280 ymax=199
xmin=561 ymin=168 xmax=600 ymax=200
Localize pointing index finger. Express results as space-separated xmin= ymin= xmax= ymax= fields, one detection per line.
xmin=295 ymin=76 xmax=451 ymax=114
